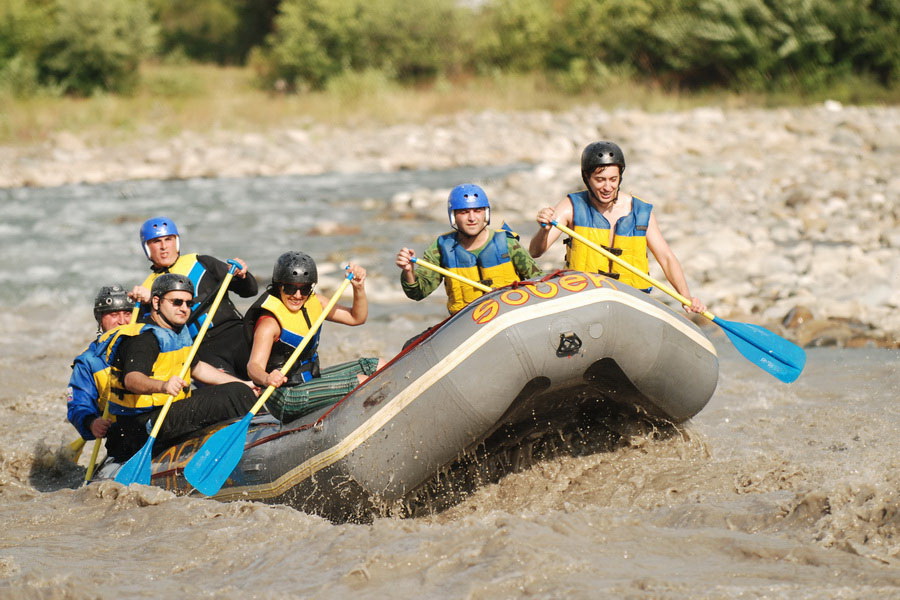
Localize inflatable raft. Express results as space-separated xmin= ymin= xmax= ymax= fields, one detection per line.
xmin=110 ymin=271 xmax=719 ymax=521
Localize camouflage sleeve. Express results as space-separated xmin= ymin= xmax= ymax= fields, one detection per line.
xmin=508 ymin=237 xmax=544 ymax=281
xmin=400 ymin=240 xmax=445 ymax=301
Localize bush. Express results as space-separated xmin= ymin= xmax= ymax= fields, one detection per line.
xmin=0 ymin=0 xmax=51 ymax=96
xmin=471 ymin=0 xmax=556 ymax=73
xmin=38 ymin=0 xmax=158 ymax=95
xmin=262 ymin=0 xmax=463 ymax=90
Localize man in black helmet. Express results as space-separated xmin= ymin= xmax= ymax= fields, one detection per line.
xmin=66 ymin=285 xmax=135 ymax=443
xmin=104 ymin=274 xmax=257 ymax=462
xmin=130 ymin=216 xmax=258 ymax=379
xmin=530 ymin=141 xmax=706 ymax=313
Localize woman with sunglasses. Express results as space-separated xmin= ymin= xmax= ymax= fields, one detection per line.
xmin=245 ymin=251 xmax=382 ymax=423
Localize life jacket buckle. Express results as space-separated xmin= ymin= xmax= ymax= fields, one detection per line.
xmin=597 ymin=270 xmax=620 ymax=280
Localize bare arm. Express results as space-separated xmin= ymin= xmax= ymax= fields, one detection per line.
xmin=328 ymin=263 xmax=368 ymax=326
xmin=191 ymin=360 xmax=246 ymax=386
xmin=529 ymin=198 xmax=574 ymax=257
xmin=246 ymin=317 xmax=286 ymax=388
xmin=645 ymin=214 xmax=707 ymax=314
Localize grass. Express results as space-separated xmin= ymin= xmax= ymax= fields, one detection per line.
xmin=1 ymin=62 xmax=898 ymax=147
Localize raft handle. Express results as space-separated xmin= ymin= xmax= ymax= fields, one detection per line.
xmin=556 ymin=332 xmax=583 ymax=357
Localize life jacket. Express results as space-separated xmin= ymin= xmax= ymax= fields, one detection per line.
xmin=104 ymin=322 xmax=193 ymax=416
xmin=566 ymin=191 xmax=653 ymax=291
xmin=135 ymin=253 xmax=210 ymax=336
xmin=437 ymin=228 xmax=520 ymax=315
xmin=66 ymin=337 xmax=118 ymax=439
xmin=245 ymin=292 xmax=322 ymax=386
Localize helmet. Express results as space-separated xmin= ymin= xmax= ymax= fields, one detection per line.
xmin=447 ymin=184 xmax=490 ymax=227
xmin=150 ymin=273 xmax=194 ymax=299
xmin=140 ymin=217 xmax=180 ymax=259
xmin=273 ymin=251 xmax=317 ymax=285
xmin=580 ymin=141 xmax=626 ymax=178
xmin=93 ymin=284 xmax=135 ymax=323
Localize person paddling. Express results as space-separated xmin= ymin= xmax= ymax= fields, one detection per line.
xmin=66 ymin=285 xmax=134 ymax=444
xmin=104 ymin=274 xmax=257 ymax=463
xmin=396 ymin=184 xmax=543 ymax=315
xmin=530 ymin=141 xmax=707 ymax=314
xmin=245 ymin=252 xmax=383 ymax=423
xmin=129 ymin=217 xmax=258 ymax=378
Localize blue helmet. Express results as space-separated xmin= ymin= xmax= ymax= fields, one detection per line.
xmin=139 ymin=217 xmax=180 ymax=259
xmin=447 ymin=184 xmax=490 ymax=227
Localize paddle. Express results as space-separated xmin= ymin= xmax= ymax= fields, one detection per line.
xmin=69 ymin=437 xmax=86 ymax=462
xmin=185 ymin=270 xmax=355 ymax=496
xmin=550 ymin=220 xmax=806 ymax=383
xmin=115 ymin=260 xmax=242 ymax=486
xmin=84 ymin=403 xmax=110 ymax=483
xmin=410 ymin=256 xmax=493 ymax=293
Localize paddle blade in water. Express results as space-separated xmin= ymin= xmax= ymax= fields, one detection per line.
xmin=184 ymin=413 xmax=253 ymax=496
xmin=114 ymin=436 xmax=154 ymax=486
xmin=713 ymin=317 xmax=806 ymax=383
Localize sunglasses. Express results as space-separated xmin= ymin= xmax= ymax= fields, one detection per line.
xmin=282 ymin=283 xmax=314 ymax=296
xmin=163 ymin=297 xmax=195 ymax=308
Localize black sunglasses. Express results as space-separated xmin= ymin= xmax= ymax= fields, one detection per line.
xmin=282 ymin=283 xmax=314 ymax=296
xmin=163 ymin=297 xmax=195 ymax=307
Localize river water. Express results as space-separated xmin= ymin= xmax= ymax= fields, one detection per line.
xmin=0 ymin=171 xmax=898 ymax=598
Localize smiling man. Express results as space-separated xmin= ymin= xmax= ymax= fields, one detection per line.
xmin=130 ymin=216 xmax=258 ymax=378
xmin=395 ymin=183 xmax=542 ymax=315
xmin=530 ymin=141 xmax=707 ymax=314
xmin=104 ymin=274 xmax=257 ymax=463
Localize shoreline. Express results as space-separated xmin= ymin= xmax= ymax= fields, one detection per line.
xmin=2 ymin=103 xmax=898 ymax=347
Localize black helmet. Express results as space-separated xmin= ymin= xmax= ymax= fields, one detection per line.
xmin=151 ymin=273 xmax=194 ymax=299
xmin=581 ymin=141 xmax=626 ymax=178
xmin=93 ymin=285 xmax=135 ymax=323
xmin=273 ymin=251 xmax=318 ymax=285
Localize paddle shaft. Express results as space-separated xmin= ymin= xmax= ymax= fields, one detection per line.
xmin=84 ymin=403 xmax=110 ymax=483
xmin=147 ymin=262 xmax=240 ymax=439
xmin=410 ymin=256 xmax=493 ymax=293
xmin=551 ymin=221 xmax=714 ymax=320
xmin=246 ymin=275 xmax=354 ymax=417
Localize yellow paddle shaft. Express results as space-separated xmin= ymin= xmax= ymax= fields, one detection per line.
xmin=552 ymin=221 xmax=714 ymax=320
xmin=411 ymin=257 xmax=493 ymax=293
xmin=83 ymin=402 xmax=110 ymax=483
xmin=247 ymin=275 xmax=354 ymax=416
xmin=147 ymin=269 xmax=236 ymax=439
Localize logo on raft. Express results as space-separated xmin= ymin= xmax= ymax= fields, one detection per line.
xmin=471 ymin=272 xmax=619 ymax=325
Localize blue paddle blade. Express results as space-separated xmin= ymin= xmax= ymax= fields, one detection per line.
xmin=114 ymin=436 xmax=155 ymax=486
xmin=184 ymin=412 xmax=253 ymax=496
xmin=713 ymin=317 xmax=806 ymax=383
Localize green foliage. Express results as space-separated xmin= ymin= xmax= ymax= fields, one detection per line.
xmin=261 ymin=0 xmax=463 ymax=90
xmin=150 ymin=0 xmax=240 ymax=64
xmin=4 ymin=0 xmax=157 ymax=96
xmin=819 ymin=0 xmax=900 ymax=85
xmin=471 ymin=0 xmax=557 ymax=73
xmin=0 ymin=0 xmax=50 ymax=96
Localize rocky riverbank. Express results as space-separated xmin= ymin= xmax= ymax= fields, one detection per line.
xmin=2 ymin=102 xmax=898 ymax=347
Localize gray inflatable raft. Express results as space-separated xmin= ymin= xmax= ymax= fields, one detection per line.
xmin=148 ymin=271 xmax=719 ymax=521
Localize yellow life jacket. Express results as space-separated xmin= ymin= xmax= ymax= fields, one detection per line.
xmin=566 ymin=191 xmax=653 ymax=291
xmin=437 ymin=229 xmax=520 ymax=314
xmin=245 ymin=292 xmax=323 ymax=385
xmin=104 ymin=322 xmax=193 ymax=415
xmin=134 ymin=253 xmax=207 ymax=332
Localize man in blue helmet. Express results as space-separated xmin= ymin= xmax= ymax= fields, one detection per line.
xmin=129 ymin=216 xmax=258 ymax=379
xmin=66 ymin=285 xmax=135 ymax=444
xmin=395 ymin=183 xmax=542 ymax=315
